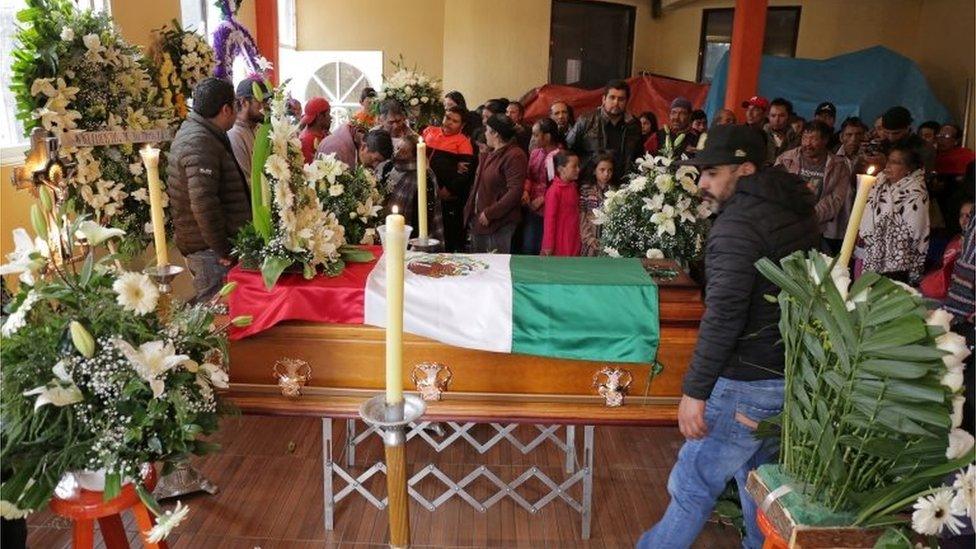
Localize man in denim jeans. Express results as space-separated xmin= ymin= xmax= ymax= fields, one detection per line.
xmin=637 ymin=125 xmax=821 ymax=548
xmin=167 ymin=78 xmax=252 ymax=303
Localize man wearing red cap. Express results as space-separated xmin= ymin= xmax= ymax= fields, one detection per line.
xmin=299 ymin=97 xmax=331 ymax=163
xmin=741 ymin=96 xmax=769 ymax=132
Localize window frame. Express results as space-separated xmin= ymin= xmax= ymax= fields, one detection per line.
xmin=547 ymin=0 xmax=636 ymax=87
xmin=695 ymin=6 xmax=802 ymax=84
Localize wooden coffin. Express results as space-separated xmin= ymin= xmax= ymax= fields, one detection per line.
xmin=228 ymin=261 xmax=703 ymax=425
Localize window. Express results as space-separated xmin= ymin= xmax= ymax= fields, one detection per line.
xmin=180 ymin=0 xmax=221 ymax=36
xmin=278 ymin=0 xmax=296 ymax=49
xmin=697 ymin=7 xmax=801 ymax=83
xmin=278 ymin=50 xmax=382 ymax=132
xmin=549 ymin=0 xmax=635 ymax=89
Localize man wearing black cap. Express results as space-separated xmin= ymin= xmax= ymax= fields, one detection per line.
xmin=566 ymin=79 xmax=642 ymax=183
xmin=650 ymin=97 xmax=697 ymax=157
xmin=227 ymin=76 xmax=269 ymax=185
xmin=863 ymin=106 xmax=933 ymax=174
xmin=637 ymin=125 xmax=820 ymax=549
xmin=167 ymin=77 xmax=252 ymax=302
xmin=814 ymin=101 xmax=840 ymax=150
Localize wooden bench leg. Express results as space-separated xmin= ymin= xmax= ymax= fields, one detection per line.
xmin=131 ymin=502 xmax=170 ymax=549
xmin=97 ymin=513 xmax=130 ymax=549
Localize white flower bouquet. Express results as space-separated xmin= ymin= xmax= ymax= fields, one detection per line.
xmin=232 ymin=87 xmax=372 ymax=288
xmin=12 ymin=0 xmax=177 ymax=258
xmin=595 ymin=135 xmax=710 ymax=263
xmin=309 ymin=153 xmax=385 ymax=245
xmin=372 ymin=55 xmax=443 ymax=129
xmin=753 ymin=250 xmax=974 ymax=545
xmin=0 ymin=187 xmax=250 ymax=541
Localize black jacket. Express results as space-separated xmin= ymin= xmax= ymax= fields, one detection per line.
xmin=566 ymin=109 xmax=643 ymax=183
xmin=682 ymin=169 xmax=821 ymax=400
xmin=166 ymin=112 xmax=251 ymax=258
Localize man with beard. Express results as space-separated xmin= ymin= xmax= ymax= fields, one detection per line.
xmin=776 ymin=120 xmax=852 ymax=254
xmin=637 ymin=124 xmax=820 ymax=549
xmin=227 ymin=76 xmax=269 ymax=185
xmin=566 ymin=79 xmax=642 ymax=182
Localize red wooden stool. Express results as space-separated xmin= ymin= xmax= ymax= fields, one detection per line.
xmin=49 ymin=466 xmax=169 ymax=549
xmin=756 ymin=508 xmax=789 ymax=549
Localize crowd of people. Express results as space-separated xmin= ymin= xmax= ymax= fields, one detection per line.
xmin=158 ymin=71 xmax=974 ymax=549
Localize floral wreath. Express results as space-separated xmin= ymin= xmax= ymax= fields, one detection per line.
xmin=211 ymin=0 xmax=271 ymax=81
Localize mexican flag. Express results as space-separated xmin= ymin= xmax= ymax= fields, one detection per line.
xmin=363 ymin=253 xmax=659 ymax=364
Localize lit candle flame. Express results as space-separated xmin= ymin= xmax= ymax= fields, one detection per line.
xmin=392 ymin=205 xmax=399 ymax=214
xmin=866 ymin=165 xmax=876 ymax=176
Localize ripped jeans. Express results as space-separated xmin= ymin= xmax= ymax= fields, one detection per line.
xmin=637 ymin=377 xmax=784 ymax=549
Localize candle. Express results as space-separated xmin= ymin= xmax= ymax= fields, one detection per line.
xmin=416 ymin=137 xmax=428 ymax=240
xmin=384 ymin=207 xmax=406 ymax=404
xmin=140 ymin=145 xmax=169 ymax=267
xmin=837 ymin=166 xmax=878 ymax=268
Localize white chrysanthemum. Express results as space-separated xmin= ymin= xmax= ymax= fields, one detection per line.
xmin=1 ymin=290 xmax=40 ymax=337
xmin=952 ymin=465 xmax=975 ymax=522
xmin=645 ymin=249 xmax=664 ymax=259
xmin=144 ymin=501 xmax=190 ymax=543
xmin=328 ymin=184 xmax=344 ymax=197
xmin=628 ymin=176 xmax=648 ymax=192
xmin=0 ymin=500 xmax=31 ymax=520
xmin=60 ymin=27 xmax=75 ymax=42
xmin=604 ymin=247 xmax=620 ymax=258
xmin=912 ymin=489 xmax=964 ymax=535
xmin=947 ymin=428 xmax=975 ymax=460
xmin=112 ymin=272 xmax=159 ymax=316
xmin=654 ymin=173 xmax=674 ymax=193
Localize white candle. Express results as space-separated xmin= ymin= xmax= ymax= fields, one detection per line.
xmin=838 ymin=166 xmax=878 ymax=268
xmin=384 ymin=207 xmax=406 ymax=404
xmin=140 ymin=145 xmax=169 ymax=267
xmin=416 ymin=137 xmax=428 ymax=240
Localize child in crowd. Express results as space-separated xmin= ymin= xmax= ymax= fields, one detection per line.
xmin=541 ymin=151 xmax=581 ymax=256
xmin=521 ymin=118 xmax=562 ymax=255
xmin=579 ymin=152 xmax=614 ymax=256
xmin=921 ymin=200 xmax=973 ymax=298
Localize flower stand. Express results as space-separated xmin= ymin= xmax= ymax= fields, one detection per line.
xmin=746 ymin=469 xmax=886 ymax=548
xmin=49 ymin=466 xmax=167 ymax=549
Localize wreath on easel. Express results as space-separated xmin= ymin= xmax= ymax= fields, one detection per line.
xmin=211 ymin=0 xmax=272 ymax=81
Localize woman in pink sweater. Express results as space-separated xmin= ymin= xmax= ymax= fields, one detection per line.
xmin=541 ymin=151 xmax=582 ymax=256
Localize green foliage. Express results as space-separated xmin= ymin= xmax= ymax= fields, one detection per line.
xmin=756 ymin=250 xmax=960 ymax=523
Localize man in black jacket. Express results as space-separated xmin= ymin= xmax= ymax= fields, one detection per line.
xmin=167 ymin=78 xmax=251 ymax=302
xmin=638 ymin=125 xmax=821 ymax=549
xmin=565 ymin=79 xmax=642 ymax=184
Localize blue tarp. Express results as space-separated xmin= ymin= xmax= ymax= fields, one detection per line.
xmin=704 ymin=46 xmax=951 ymax=126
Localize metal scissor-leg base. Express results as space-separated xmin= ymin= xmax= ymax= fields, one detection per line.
xmin=322 ymin=418 xmax=596 ymax=539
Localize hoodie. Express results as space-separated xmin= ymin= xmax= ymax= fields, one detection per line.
xmin=682 ymin=169 xmax=821 ymax=400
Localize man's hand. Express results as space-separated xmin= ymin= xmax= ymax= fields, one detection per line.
xmin=531 ymin=196 xmax=544 ymax=210
xmin=218 ymin=257 xmax=234 ymax=267
xmin=677 ymin=394 xmax=708 ymax=439
xmin=478 ymin=212 xmax=490 ymax=227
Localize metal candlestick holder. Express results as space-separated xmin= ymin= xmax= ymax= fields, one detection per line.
xmin=407 ymin=237 xmax=441 ymax=253
xmin=360 ymin=394 xmax=426 ymax=548
xmin=143 ymin=263 xmax=219 ymax=500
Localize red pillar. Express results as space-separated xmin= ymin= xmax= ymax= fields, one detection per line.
xmin=254 ymin=0 xmax=279 ymax=85
xmin=724 ymin=0 xmax=767 ymax=119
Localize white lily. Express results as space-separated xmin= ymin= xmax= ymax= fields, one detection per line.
xmin=642 ymin=193 xmax=665 ymax=212
xmin=144 ymin=501 xmax=189 ymax=543
xmin=75 ymin=220 xmax=126 ymax=247
xmin=113 ymin=339 xmax=189 ymax=398
xmin=356 ymin=197 xmax=382 ymax=220
xmin=23 ymin=379 xmax=83 ymax=410
xmin=0 ymin=228 xmax=50 ymax=286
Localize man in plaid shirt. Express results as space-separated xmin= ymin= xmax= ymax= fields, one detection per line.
xmin=946 ymin=213 xmax=975 ymax=433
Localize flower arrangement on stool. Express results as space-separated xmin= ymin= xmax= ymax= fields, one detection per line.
xmin=0 ymin=187 xmax=251 ymax=542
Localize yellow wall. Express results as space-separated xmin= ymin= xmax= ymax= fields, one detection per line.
xmin=294 ymin=0 xmax=446 ymax=81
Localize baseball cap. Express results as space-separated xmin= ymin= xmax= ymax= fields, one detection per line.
xmin=741 ymin=96 xmax=769 ymax=110
xmin=235 ymin=77 xmax=269 ymax=99
xmin=679 ymin=124 xmax=765 ymax=167
xmin=815 ymin=101 xmax=837 ymax=117
xmin=301 ymin=97 xmax=331 ymax=126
